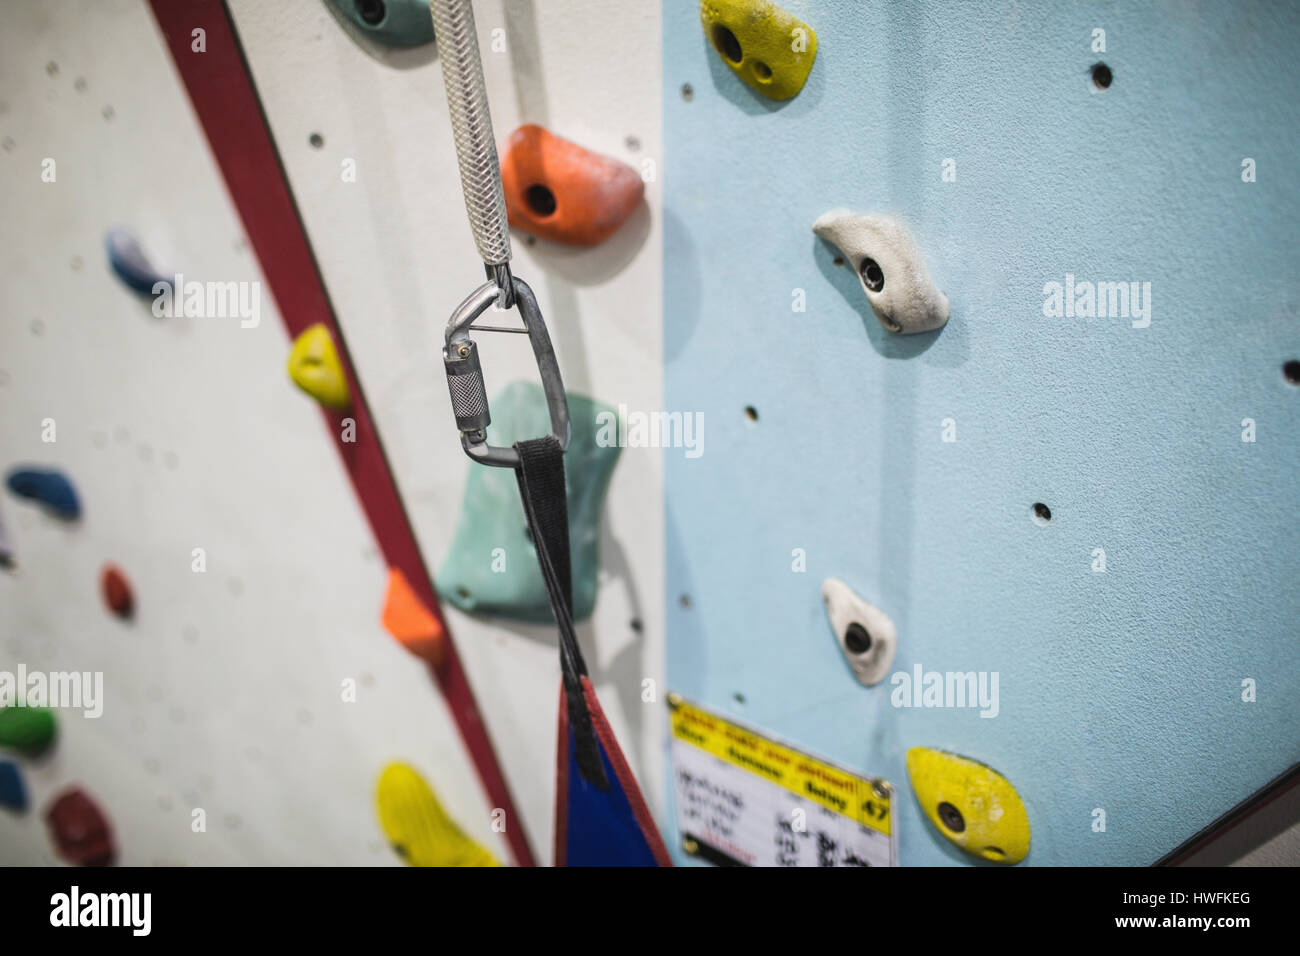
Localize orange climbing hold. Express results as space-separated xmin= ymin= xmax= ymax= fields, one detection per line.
xmin=500 ymin=124 xmax=644 ymax=247
xmin=100 ymin=564 xmax=134 ymax=620
xmin=382 ymin=568 xmax=445 ymax=666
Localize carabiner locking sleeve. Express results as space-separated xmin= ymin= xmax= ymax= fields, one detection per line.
xmin=443 ymin=276 xmax=570 ymax=468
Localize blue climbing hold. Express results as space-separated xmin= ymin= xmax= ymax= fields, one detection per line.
xmin=5 ymin=466 xmax=81 ymax=520
xmin=0 ymin=760 xmax=27 ymax=813
xmin=105 ymin=228 xmax=171 ymax=296
xmin=0 ymin=504 xmax=14 ymax=570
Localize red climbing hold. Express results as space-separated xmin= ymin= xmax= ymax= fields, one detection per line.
xmin=45 ymin=787 xmax=116 ymax=866
xmin=500 ymin=124 xmax=644 ymax=247
xmin=100 ymin=564 xmax=134 ymax=619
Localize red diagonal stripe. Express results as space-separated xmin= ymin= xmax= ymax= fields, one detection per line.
xmin=148 ymin=0 xmax=536 ymax=867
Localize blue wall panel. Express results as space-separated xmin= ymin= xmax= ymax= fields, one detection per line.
xmin=664 ymin=0 xmax=1299 ymax=865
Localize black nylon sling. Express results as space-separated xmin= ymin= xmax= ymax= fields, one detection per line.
xmin=512 ymin=436 xmax=609 ymax=789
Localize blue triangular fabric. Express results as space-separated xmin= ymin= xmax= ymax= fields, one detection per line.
xmin=555 ymin=678 xmax=670 ymax=867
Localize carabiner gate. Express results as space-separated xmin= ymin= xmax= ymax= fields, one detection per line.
xmin=442 ymin=276 xmax=570 ymax=468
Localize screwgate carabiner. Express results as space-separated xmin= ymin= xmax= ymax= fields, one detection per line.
xmin=443 ymin=276 xmax=570 ymax=468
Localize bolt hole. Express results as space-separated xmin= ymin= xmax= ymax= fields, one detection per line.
xmin=844 ymin=622 xmax=872 ymax=655
xmin=752 ymin=61 xmax=772 ymax=81
xmin=733 ymin=692 xmax=746 ymax=706
xmin=833 ymin=256 xmax=845 ymax=267
xmin=1091 ymin=62 xmax=1112 ymax=90
xmin=679 ymin=594 xmax=692 ymax=609
xmin=937 ymin=801 xmax=965 ymax=833
xmin=630 ymin=618 xmax=643 ymax=633
xmin=456 ymin=587 xmax=471 ymax=601
xmin=524 ymin=184 xmax=557 ymax=217
xmin=711 ymin=25 xmax=743 ymax=64
xmin=1283 ymin=360 xmax=1300 ymax=385
xmin=1032 ymin=502 xmax=1052 ymax=525
xmin=744 ymin=405 xmax=758 ymax=423
xmin=355 ymin=0 xmax=386 ymax=26
xmin=309 ymin=132 xmax=324 ymax=149
xmin=860 ymin=258 xmax=885 ymax=292
xmin=680 ymin=83 xmax=694 ymax=102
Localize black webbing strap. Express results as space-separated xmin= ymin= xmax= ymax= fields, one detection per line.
xmin=513 ymin=436 xmax=609 ymax=789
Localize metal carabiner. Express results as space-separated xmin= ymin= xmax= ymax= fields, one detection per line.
xmin=442 ymin=276 xmax=570 ymax=468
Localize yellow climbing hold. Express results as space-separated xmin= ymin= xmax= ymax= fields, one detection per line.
xmin=287 ymin=323 xmax=350 ymax=410
xmin=699 ymin=0 xmax=818 ymax=101
xmin=375 ymin=762 xmax=499 ymax=867
xmin=906 ymin=747 xmax=1030 ymax=864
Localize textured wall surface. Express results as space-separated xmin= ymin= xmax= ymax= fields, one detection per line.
xmin=2 ymin=0 xmax=1295 ymax=869
xmin=227 ymin=0 xmax=665 ymax=861
xmin=0 ymin=0 xmax=495 ymax=864
xmin=664 ymin=0 xmax=1299 ymax=865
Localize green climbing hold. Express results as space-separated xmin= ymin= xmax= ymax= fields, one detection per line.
xmin=0 ymin=706 xmax=57 ymax=756
xmin=437 ymin=382 xmax=620 ymax=624
xmin=325 ymin=0 xmax=435 ymax=49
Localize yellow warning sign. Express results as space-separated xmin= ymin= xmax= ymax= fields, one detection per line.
xmin=670 ymin=697 xmax=892 ymax=836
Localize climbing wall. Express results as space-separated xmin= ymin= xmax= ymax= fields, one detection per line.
xmin=1 ymin=0 xmax=660 ymax=864
xmin=225 ymin=0 xmax=665 ymax=858
xmin=663 ymin=0 xmax=1300 ymax=865
xmin=3 ymin=0 xmax=1295 ymax=870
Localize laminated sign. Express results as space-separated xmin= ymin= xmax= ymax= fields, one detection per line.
xmin=669 ymin=695 xmax=896 ymax=866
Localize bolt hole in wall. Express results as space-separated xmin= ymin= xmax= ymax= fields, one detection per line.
xmin=355 ymin=0 xmax=386 ymax=26
xmin=744 ymin=405 xmax=758 ymax=423
xmin=1032 ymin=502 xmax=1052 ymax=525
xmin=309 ymin=132 xmax=324 ymax=149
xmin=680 ymin=83 xmax=694 ymax=102
xmin=1283 ymin=359 xmax=1300 ymax=385
xmin=524 ymin=184 xmax=557 ymax=218
xmin=711 ymin=25 xmax=742 ymax=63
xmin=1091 ymin=62 xmax=1113 ymax=90
xmin=859 ymin=257 xmax=885 ymax=292
xmin=844 ymin=622 xmax=872 ymax=654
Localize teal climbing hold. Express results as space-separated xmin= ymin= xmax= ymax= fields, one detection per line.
xmin=325 ymin=0 xmax=435 ymax=48
xmin=5 ymin=466 xmax=80 ymax=520
xmin=0 ymin=706 xmax=57 ymax=756
xmin=437 ymin=382 xmax=620 ymax=624
xmin=0 ymin=760 xmax=28 ymax=812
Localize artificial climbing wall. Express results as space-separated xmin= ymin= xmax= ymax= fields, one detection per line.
xmin=2 ymin=0 xmax=663 ymax=864
xmin=3 ymin=0 xmax=1296 ymax=870
xmin=0 ymin=0 xmax=509 ymax=864
xmin=226 ymin=0 xmax=665 ymax=859
xmin=664 ymin=0 xmax=1300 ymax=864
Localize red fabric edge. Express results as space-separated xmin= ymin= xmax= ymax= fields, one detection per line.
xmin=580 ymin=676 xmax=673 ymax=866
xmin=147 ymin=0 xmax=536 ymax=867
xmin=553 ymin=684 xmax=569 ymax=868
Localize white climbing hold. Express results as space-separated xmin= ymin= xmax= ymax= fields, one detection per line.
xmin=821 ymin=577 xmax=897 ymax=686
xmin=813 ymin=210 xmax=949 ymax=334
